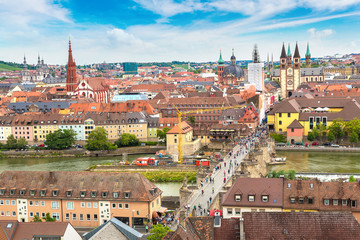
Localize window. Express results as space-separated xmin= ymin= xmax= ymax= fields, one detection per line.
xmin=287 ymin=183 xmax=291 ymax=189
xmin=227 ymin=208 xmax=233 ymax=215
xmin=73 ymin=213 xmax=77 ymax=221
xmin=279 ymin=113 xmax=282 ymax=117
xmin=52 ymin=213 xmax=59 ymax=220
xmin=118 ymin=203 xmax=123 ymax=209
xmin=310 ymin=183 xmax=314 ymax=189
xmin=29 ymin=201 xmax=33 ymax=206
xmin=94 ymin=214 xmax=98 ymax=221
xmin=342 ymin=199 xmax=348 ymax=206
xmin=324 ymin=199 xmax=330 ymax=206
xmin=5 ymin=200 xmax=9 ymax=205
xmin=51 ymin=201 xmax=59 ymax=209
xmin=10 ymin=189 xmax=15 ymax=195
xmin=0 ymin=200 xmax=3 ymax=205
xmin=42 ymin=212 xmax=46 ymax=218
xmin=351 ymin=200 xmax=357 ymax=208
xmin=66 ymin=191 xmax=72 ymax=197
xmin=80 ymin=191 xmax=86 ymax=197
xmin=30 ymin=212 xmax=34 ymax=217
xmin=87 ymin=202 xmax=91 ymax=208
xmin=112 ymin=203 xmax=116 ymax=208
xmin=309 ymin=117 xmax=314 ymax=130
xmin=80 ymin=214 xmax=84 ymax=221
xmin=279 ymin=121 xmax=282 ymax=125
xmin=52 ymin=190 xmax=58 ymax=197
xmin=235 ymin=194 xmax=241 ymax=202
xmin=125 ymin=203 xmax=129 ymax=209
xmin=93 ymin=202 xmax=97 ymax=208
xmin=87 ymin=214 xmax=91 ymax=221
xmin=11 ymin=200 xmax=15 ymax=205
xmin=12 ymin=211 xmax=16 ymax=217
xmin=124 ymin=192 xmax=130 ymax=198
xmin=30 ymin=190 xmax=36 ymax=196
xmin=91 ymin=191 xmax=97 ymax=197
xmin=0 ymin=189 xmax=4 ymax=195
xmin=235 ymin=208 xmax=241 ymax=215
xmin=66 ymin=202 xmax=74 ymax=210
xmin=298 ymin=197 xmax=304 ymax=204
xmin=262 ymin=195 xmax=268 ymax=203
xmin=290 ymin=197 xmax=296 ymax=204
xmin=41 ymin=201 xmax=45 ymax=206
xmin=248 ymin=195 xmax=255 ymax=202
xmin=113 ymin=192 xmax=119 ymax=198
xmin=308 ymin=198 xmax=313 ymax=204
xmin=333 ymin=199 xmax=338 ymax=206
xmin=65 ymin=213 xmax=70 ymax=220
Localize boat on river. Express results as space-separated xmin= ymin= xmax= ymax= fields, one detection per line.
xmin=268 ymin=156 xmax=286 ymax=165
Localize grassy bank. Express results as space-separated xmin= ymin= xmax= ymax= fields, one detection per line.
xmin=140 ymin=171 xmax=196 ymax=183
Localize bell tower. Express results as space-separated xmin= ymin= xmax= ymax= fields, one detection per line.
xmin=217 ymin=49 xmax=224 ymax=84
xmin=305 ymin=42 xmax=311 ymax=68
xmin=66 ymin=36 xmax=77 ymax=94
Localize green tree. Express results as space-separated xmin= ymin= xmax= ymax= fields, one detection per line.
xmin=43 ymin=212 xmax=56 ymax=222
xmin=350 ymin=131 xmax=359 ymax=146
xmin=270 ymin=133 xmax=286 ymax=143
xmin=115 ymin=133 xmax=140 ymax=147
xmin=344 ymin=118 xmax=360 ymax=136
xmin=32 ymin=214 xmax=42 ymax=222
xmin=188 ymin=116 xmax=195 ymax=125
xmin=327 ymin=131 xmax=335 ymax=142
xmin=349 ymin=175 xmax=356 ymax=182
xmin=6 ymin=134 xmax=17 ymax=149
xmin=328 ymin=119 xmax=345 ymax=142
xmin=85 ymin=128 xmax=113 ymax=151
xmin=45 ymin=129 xmax=77 ymax=150
xmin=287 ymin=170 xmax=296 ymax=180
xmin=147 ymin=224 xmax=172 ymax=240
xmin=307 ymin=132 xmax=315 ymax=141
xmin=16 ymin=137 xmax=28 ymax=149
xmin=157 ymin=127 xmax=170 ymax=143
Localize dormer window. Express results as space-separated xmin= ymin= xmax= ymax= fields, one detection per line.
xmin=66 ymin=190 xmax=72 ymax=197
xmin=124 ymin=192 xmax=130 ymax=199
xmin=299 ymin=197 xmax=305 ymax=204
xmin=52 ymin=190 xmax=58 ymax=197
xmin=102 ymin=192 xmax=108 ymax=198
xmin=290 ymin=197 xmax=296 ymax=204
xmin=80 ymin=191 xmax=86 ymax=197
xmin=40 ymin=190 xmax=46 ymax=196
xmin=0 ymin=189 xmax=5 ymax=195
xmin=248 ymin=195 xmax=255 ymax=202
xmin=10 ymin=189 xmax=15 ymax=195
xmin=113 ymin=192 xmax=119 ymax=198
xmin=19 ymin=190 xmax=26 ymax=195
xmin=91 ymin=191 xmax=97 ymax=198
xmin=30 ymin=190 xmax=36 ymax=196
xmin=261 ymin=195 xmax=268 ymax=203
xmin=235 ymin=194 xmax=242 ymax=202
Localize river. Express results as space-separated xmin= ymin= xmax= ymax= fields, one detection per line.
xmin=271 ymin=151 xmax=360 ymax=173
xmin=0 ymin=154 xmax=181 ymax=196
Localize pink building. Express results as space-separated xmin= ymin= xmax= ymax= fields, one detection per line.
xmin=286 ymin=119 xmax=304 ymax=144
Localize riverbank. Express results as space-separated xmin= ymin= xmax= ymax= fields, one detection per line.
xmin=0 ymin=146 xmax=166 ymax=158
xmin=275 ymin=146 xmax=360 ymax=152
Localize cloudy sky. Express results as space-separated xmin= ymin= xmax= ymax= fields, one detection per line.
xmin=1 ymin=0 xmax=360 ymax=65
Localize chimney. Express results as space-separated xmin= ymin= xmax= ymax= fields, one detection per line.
xmin=49 ymin=172 xmax=55 ymax=185
xmin=239 ymin=217 xmax=245 ymax=240
xmin=214 ymin=211 xmax=221 ymax=227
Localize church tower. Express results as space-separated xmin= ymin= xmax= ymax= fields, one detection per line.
xmin=217 ymin=49 xmax=224 ymax=84
xmin=293 ymin=42 xmax=301 ymax=92
xmin=66 ymin=37 xmax=77 ymax=93
xmin=280 ymin=43 xmax=287 ymax=99
xmin=305 ymin=42 xmax=311 ymax=68
xmin=248 ymin=44 xmax=264 ymax=91
xmin=230 ymin=48 xmax=236 ymax=66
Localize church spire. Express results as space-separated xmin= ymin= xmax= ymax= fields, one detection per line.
xmin=66 ymin=36 xmax=77 ymax=93
xmin=38 ymin=54 xmax=41 ymax=65
xmin=218 ymin=49 xmax=224 ymax=65
xmin=230 ymin=48 xmax=236 ymax=66
xmin=306 ymin=42 xmax=310 ymax=57
xmin=280 ymin=43 xmax=287 ymax=59
xmin=287 ymin=43 xmax=291 ymax=57
xmin=252 ymin=44 xmax=260 ymax=63
xmin=294 ymin=42 xmax=300 ymax=58
xmin=23 ymin=55 xmax=27 ymax=69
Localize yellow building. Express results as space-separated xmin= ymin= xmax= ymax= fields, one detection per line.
xmin=33 ymin=114 xmax=60 ymax=142
xmin=268 ymin=97 xmax=360 ymax=136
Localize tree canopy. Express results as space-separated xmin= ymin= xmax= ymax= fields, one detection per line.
xmin=85 ymin=128 xmax=115 ymax=151
xmin=6 ymin=135 xmax=28 ymax=150
xmin=115 ymin=133 xmax=140 ymax=147
xmin=45 ymin=129 xmax=77 ymax=150
xmin=147 ymin=224 xmax=172 ymax=240
xmin=157 ymin=127 xmax=170 ymax=143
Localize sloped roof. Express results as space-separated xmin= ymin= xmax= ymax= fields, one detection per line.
xmin=243 ymin=212 xmax=360 ymax=239
xmin=167 ymin=121 xmax=192 ymax=134
xmin=287 ymin=119 xmax=303 ymax=129
xmin=12 ymin=222 xmax=72 ymax=239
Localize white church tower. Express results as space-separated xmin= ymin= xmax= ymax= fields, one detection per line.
xmin=247 ymin=44 xmax=264 ymax=91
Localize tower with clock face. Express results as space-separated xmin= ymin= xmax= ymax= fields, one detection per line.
xmin=280 ymin=43 xmax=301 ymax=99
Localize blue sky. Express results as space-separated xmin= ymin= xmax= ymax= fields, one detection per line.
xmin=0 ymin=0 xmax=360 ymax=64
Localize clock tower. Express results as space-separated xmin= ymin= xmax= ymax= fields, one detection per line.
xmin=280 ymin=42 xmax=301 ymax=99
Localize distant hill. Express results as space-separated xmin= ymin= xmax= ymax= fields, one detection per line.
xmin=0 ymin=61 xmax=23 ymax=71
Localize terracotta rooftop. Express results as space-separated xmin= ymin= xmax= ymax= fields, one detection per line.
xmin=287 ymin=119 xmax=304 ymax=129
xmin=167 ymin=121 xmax=193 ymax=134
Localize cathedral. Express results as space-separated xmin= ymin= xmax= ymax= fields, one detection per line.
xmin=22 ymin=55 xmax=50 ymax=83
xmin=66 ymin=38 xmax=110 ymax=103
xmin=217 ymin=49 xmax=244 ymax=85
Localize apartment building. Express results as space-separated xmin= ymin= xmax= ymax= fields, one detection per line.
xmin=0 ymin=171 xmax=162 ymax=228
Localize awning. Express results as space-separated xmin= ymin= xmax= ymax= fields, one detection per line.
xmin=157 ymin=207 xmax=168 ymax=213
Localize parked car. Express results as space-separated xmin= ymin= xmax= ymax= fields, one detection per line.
xmin=311 ymin=142 xmax=319 ymax=146
xmin=331 ymin=144 xmax=340 ymax=148
xmin=38 ymin=144 xmax=45 ymax=148
xmin=323 ymin=142 xmax=331 ymax=147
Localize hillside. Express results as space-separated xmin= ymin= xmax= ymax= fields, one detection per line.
xmin=0 ymin=61 xmax=23 ymax=71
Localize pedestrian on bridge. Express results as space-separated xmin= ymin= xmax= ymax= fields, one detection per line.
xmin=212 ymin=187 xmax=214 ymax=193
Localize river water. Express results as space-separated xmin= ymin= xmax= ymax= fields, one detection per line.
xmin=0 ymin=154 xmax=181 ymax=196
xmin=271 ymin=151 xmax=360 ymax=173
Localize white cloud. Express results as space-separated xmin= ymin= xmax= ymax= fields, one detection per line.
xmin=308 ymin=28 xmax=335 ymax=39
xmin=300 ymin=0 xmax=360 ymax=11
